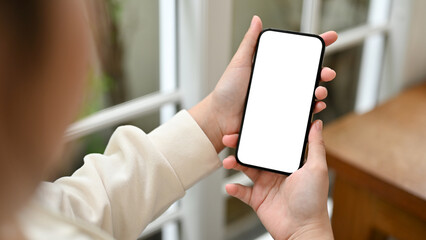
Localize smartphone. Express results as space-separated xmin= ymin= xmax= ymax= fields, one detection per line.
xmin=235 ymin=29 xmax=325 ymax=175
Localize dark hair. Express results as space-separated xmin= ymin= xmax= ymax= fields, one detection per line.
xmin=0 ymin=2 xmax=45 ymax=65
xmin=0 ymin=1 xmax=112 ymax=76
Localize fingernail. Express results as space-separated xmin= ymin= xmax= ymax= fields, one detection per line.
xmin=250 ymin=16 xmax=257 ymax=29
xmin=316 ymin=120 xmax=323 ymax=130
xmin=330 ymin=69 xmax=336 ymax=78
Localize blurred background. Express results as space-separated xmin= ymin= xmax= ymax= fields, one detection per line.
xmin=61 ymin=0 xmax=426 ymax=239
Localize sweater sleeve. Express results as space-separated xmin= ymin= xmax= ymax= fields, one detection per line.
xmin=34 ymin=110 xmax=221 ymax=240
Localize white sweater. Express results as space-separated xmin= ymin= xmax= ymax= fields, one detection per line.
xmin=18 ymin=110 xmax=221 ymax=240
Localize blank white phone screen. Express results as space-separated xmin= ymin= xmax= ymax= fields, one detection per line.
xmin=237 ymin=30 xmax=324 ymax=174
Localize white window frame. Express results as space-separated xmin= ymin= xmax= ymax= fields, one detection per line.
xmin=64 ymin=0 xmax=411 ymax=239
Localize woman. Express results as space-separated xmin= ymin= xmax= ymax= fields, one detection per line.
xmin=0 ymin=1 xmax=337 ymax=240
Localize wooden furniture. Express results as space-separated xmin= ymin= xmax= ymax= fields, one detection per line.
xmin=324 ymin=83 xmax=426 ymax=240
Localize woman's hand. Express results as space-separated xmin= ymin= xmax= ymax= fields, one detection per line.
xmin=189 ymin=16 xmax=337 ymax=152
xmin=189 ymin=15 xmax=337 ymax=239
xmin=223 ymin=120 xmax=333 ymax=240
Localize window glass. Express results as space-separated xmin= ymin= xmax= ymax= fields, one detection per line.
xmin=318 ymin=44 xmax=364 ymax=123
xmin=320 ymin=0 xmax=370 ymax=32
xmin=232 ymin=0 xmax=303 ymax=53
xmin=61 ymin=0 xmax=162 ymax=178
xmin=81 ymin=0 xmax=161 ymax=115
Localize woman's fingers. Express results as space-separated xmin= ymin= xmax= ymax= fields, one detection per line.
xmin=315 ymin=86 xmax=328 ymax=100
xmin=225 ymin=183 xmax=253 ymax=206
xmin=314 ymin=67 xmax=335 ymax=112
xmin=222 ymin=134 xmax=239 ymax=148
xmin=222 ymin=155 xmax=238 ymax=169
xmin=223 ymin=155 xmax=260 ymax=182
xmin=320 ymin=31 xmax=338 ymax=47
xmin=321 ymin=67 xmax=336 ymax=82
xmin=313 ymin=101 xmax=327 ymax=114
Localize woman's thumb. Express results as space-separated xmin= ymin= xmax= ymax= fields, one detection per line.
xmin=231 ymin=16 xmax=263 ymax=67
xmin=306 ymin=120 xmax=327 ymax=169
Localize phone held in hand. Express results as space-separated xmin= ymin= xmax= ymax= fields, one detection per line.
xmin=236 ymin=29 xmax=325 ymax=175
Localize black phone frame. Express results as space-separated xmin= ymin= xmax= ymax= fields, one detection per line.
xmin=235 ymin=28 xmax=326 ymax=176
